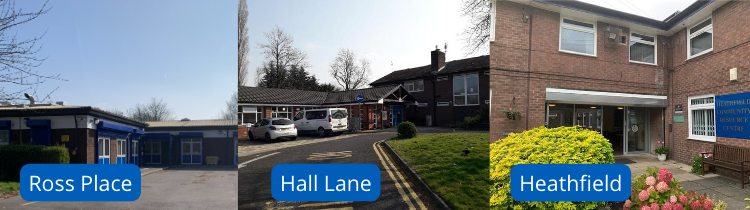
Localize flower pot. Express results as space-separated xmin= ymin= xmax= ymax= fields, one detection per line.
xmin=657 ymin=154 xmax=666 ymax=161
xmin=703 ymin=164 xmax=710 ymax=173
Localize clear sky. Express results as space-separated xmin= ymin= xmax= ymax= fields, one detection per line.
xmin=246 ymin=0 xmax=484 ymax=88
xmin=6 ymin=0 xmax=236 ymax=120
xmin=578 ymin=0 xmax=696 ymax=21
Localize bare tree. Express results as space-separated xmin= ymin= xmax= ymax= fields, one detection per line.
xmin=329 ymin=49 xmax=370 ymax=91
xmin=256 ymin=26 xmax=308 ymax=88
xmin=127 ymin=98 xmax=176 ymax=122
xmin=461 ymin=0 xmax=491 ymax=55
xmin=238 ymin=0 xmax=249 ymax=86
xmin=0 ymin=0 xmax=63 ymax=104
xmin=217 ymin=91 xmax=238 ymax=121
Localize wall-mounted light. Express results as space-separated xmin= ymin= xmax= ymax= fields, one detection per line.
xmin=617 ymin=107 xmax=624 ymax=110
xmin=590 ymin=106 xmax=597 ymax=109
xmin=549 ymin=104 xmax=556 ymax=107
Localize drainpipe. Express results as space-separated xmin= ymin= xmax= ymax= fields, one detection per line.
xmin=524 ymin=7 xmax=533 ymax=130
xmin=432 ymin=76 xmax=437 ymax=126
xmin=73 ymin=113 xmax=79 ymax=161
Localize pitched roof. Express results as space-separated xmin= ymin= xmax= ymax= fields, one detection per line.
xmin=239 ymin=85 xmax=412 ymax=105
xmin=238 ymin=86 xmax=328 ymax=105
xmin=370 ymin=55 xmax=489 ymax=85
xmin=146 ymin=119 xmax=236 ymax=128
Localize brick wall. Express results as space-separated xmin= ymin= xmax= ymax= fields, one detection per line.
xmin=491 ymin=1 xmax=750 ymax=169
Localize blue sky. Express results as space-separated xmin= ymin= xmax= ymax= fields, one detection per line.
xmin=6 ymin=0 xmax=235 ymax=120
xmin=246 ymin=0 xmax=483 ymax=88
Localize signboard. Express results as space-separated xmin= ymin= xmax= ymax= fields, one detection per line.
xmin=356 ymin=94 xmax=364 ymax=103
xmin=61 ymin=135 xmax=69 ymax=142
xmin=715 ymin=92 xmax=750 ymax=139
xmin=673 ymin=116 xmax=684 ymax=123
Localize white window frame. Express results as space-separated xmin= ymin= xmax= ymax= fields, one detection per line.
xmin=629 ymin=32 xmax=657 ymax=65
xmin=117 ymin=139 xmax=126 ymax=157
xmin=559 ymin=17 xmax=597 ymax=57
xmin=132 ymin=140 xmax=138 ymax=156
xmin=241 ymin=106 xmax=262 ymax=125
xmin=98 ymin=137 xmax=110 ymax=158
xmin=687 ymin=16 xmax=713 ymax=60
xmin=404 ymin=80 xmax=424 ymax=92
xmin=687 ymin=94 xmax=716 ymax=142
xmin=453 ymin=73 xmax=480 ymax=106
xmin=271 ymin=106 xmax=292 ymax=119
xmin=490 ymin=1 xmax=496 ymax=41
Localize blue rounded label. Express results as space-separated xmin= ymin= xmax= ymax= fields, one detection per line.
xmin=510 ymin=164 xmax=631 ymax=201
xmin=271 ymin=164 xmax=381 ymax=201
xmin=20 ymin=164 xmax=142 ymax=202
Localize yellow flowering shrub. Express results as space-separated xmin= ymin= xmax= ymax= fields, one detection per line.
xmin=489 ymin=126 xmax=615 ymax=210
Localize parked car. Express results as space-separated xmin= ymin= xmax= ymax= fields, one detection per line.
xmin=293 ymin=108 xmax=348 ymax=137
xmin=248 ymin=118 xmax=297 ymax=142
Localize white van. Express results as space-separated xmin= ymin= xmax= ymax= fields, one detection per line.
xmin=293 ymin=108 xmax=348 ymax=137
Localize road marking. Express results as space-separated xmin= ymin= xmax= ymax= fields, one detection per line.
xmin=376 ymin=141 xmax=426 ymax=210
xmin=298 ymin=201 xmax=352 ymax=207
xmin=239 ymin=152 xmax=280 ymax=169
xmin=372 ymin=141 xmax=416 ymax=210
xmin=264 ymin=201 xmax=352 ymax=210
xmin=307 ymin=151 xmax=352 ymax=160
xmin=21 ymin=202 xmax=37 ymax=206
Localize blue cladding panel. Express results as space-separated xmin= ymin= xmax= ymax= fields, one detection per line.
xmin=131 ymin=156 xmax=138 ymax=165
xmin=25 ymin=119 xmax=51 ymax=127
xmin=179 ymin=132 xmax=203 ymax=138
xmin=99 ymin=158 xmax=109 ymax=164
xmin=182 ymin=155 xmax=191 ymax=164
xmin=192 ymin=155 xmax=201 ymax=164
xmin=144 ymin=133 xmax=171 ymax=141
xmin=0 ymin=120 xmax=10 ymax=129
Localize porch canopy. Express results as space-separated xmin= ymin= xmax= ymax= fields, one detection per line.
xmin=546 ymin=88 xmax=668 ymax=107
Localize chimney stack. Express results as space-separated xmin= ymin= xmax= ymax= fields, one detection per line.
xmin=431 ymin=48 xmax=445 ymax=72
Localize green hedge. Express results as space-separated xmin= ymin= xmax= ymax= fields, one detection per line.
xmin=0 ymin=145 xmax=69 ymax=181
xmin=397 ymin=121 xmax=417 ymax=138
xmin=490 ymin=126 xmax=614 ymax=210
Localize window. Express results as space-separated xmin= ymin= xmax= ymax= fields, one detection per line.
xmin=182 ymin=138 xmax=201 ymax=154
xmin=132 ymin=141 xmax=138 ymax=155
xmin=688 ymin=17 xmax=713 ymax=58
xmin=117 ymin=139 xmax=126 ymax=157
xmin=630 ymin=33 xmax=657 ymax=65
xmin=241 ymin=106 xmax=262 ymax=124
xmin=0 ymin=130 xmax=8 ymax=145
xmin=688 ymin=95 xmax=715 ymax=142
xmin=293 ymin=111 xmax=304 ymax=120
xmin=272 ymin=119 xmax=293 ymax=125
xmin=404 ymin=80 xmax=424 ymax=92
xmin=331 ymin=110 xmax=347 ymax=119
xmin=560 ymin=18 xmax=596 ymax=56
xmin=98 ymin=137 xmax=110 ymax=157
xmin=272 ymin=106 xmax=292 ymax=119
xmin=453 ymin=74 xmax=480 ymax=106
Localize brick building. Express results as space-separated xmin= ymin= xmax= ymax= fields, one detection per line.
xmin=491 ymin=0 xmax=750 ymax=167
xmin=371 ymin=50 xmax=490 ymax=127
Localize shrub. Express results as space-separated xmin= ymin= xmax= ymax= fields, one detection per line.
xmin=462 ymin=115 xmax=482 ymax=129
xmin=490 ymin=126 xmax=614 ymax=210
xmin=397 ymin=121 xmax=417 ymax=138
xmin=624 ymin=167 xmax=722 ymax=210
xmin=692 ymin=156 xmax=704 ymax=175
xmin=0 ymin=145 xmax=70 ymax=181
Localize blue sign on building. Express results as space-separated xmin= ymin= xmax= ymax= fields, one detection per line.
xmin=356 ymin=94 xmax=364 ymax=103
xmin=715 ymin=92 xmax=750 ymax=139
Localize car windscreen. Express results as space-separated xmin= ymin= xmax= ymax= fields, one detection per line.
xmin=272 ymin=119 xmax=293 ymax=125
xmin=331 ymin=110 xmax=347 ymax=119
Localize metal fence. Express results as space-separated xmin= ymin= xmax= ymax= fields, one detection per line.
xmin=348 ymin=117 xmax=361 ymax=133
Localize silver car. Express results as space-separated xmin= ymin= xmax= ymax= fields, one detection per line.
xmin=248 ymin=118 xmax=297 ymax=142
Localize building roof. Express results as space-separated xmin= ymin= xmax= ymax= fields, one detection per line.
xmin=535 ymin=0 xmax=713 ymax=31
xmin=0 ymin=104 xmax=145 ymax=127
xmin=239 ymin=86 xmax=328 ymax=105
xmin=146 ymin=119 xmax=236 ymax=128
xmin=239 ymin=85 xmax=415 ymax=105
xmin=370 ymin=55 xmax=489 ymax=86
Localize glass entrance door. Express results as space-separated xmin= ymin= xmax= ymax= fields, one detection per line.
xmin=625 ymin=107 xmax=649 ymax=154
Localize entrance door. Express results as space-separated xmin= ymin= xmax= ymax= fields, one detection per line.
xmin=181 ymin=138 xmax=202 ymax=164
xmin=625 ymin=107 xmax=649 ymax=154
xmin=145 ymin=141 xmax=161 ymax=164
xmin=131 ymin=140 xmax=138 ymax=165
xmin=392 ymin=105 xmax=403 ymax=126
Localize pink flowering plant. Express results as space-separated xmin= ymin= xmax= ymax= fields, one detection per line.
xmin=624 ymin=167 xmax=721 ymax=210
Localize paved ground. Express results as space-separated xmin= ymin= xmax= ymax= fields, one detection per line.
xmin=621 ymin=154 xmax=750 ymax=208
xmin=238 ymin=132 xmax=438 ymax=210
xmin=0 ymin=166 xmax=238 ymax=210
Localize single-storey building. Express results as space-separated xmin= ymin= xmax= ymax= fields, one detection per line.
xmin=0 ymin=103 xmax=237 ymax=166
xmin=238 ymin=85 xmax=416 ymax=132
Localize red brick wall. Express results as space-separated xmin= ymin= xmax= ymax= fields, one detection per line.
xmin=666 ymin=1 xmax=750 ymax=164
xmin=491 ymin=1 xmax=667 ymax=142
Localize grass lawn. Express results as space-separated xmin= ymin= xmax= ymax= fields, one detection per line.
xmin=387 ymin=133 xmax=489 ymax=210
xmin=0 ymin=181 xmax=20 ymax=196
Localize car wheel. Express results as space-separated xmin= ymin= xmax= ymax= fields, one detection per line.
xmin=317 ymin=128 xmax=326 ymax=137
xmin=248 ymin=132 xmax=254 ymax=140
xmin=290 ymin=137 xmax=297 ymax=141
xmin=265 ymin=133 xmax=272 ymax=143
